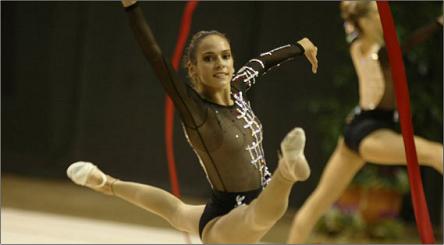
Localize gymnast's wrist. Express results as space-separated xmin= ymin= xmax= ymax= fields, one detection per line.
xmin=296 ymin=37 xmax=312 ymax=54
xmin=295 ymin=42 xmax=305 ymax=54
xmin=122 ymin=0 xmax=137 ymax=9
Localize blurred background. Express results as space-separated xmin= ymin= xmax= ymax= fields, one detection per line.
xmin=2 ymin=1 xmax=442 ymax=243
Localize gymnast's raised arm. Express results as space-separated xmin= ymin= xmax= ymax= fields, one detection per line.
xmin=122 ymin=0 xmax=206 ymax=128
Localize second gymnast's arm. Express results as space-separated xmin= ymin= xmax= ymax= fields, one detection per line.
xmin=402 ymin=16 xmax=443 ymax=55
xmin=123 ymin=1 xmax=206 ymax=128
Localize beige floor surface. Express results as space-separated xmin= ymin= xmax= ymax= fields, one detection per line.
xmin=1 ymin=207 xmax=201 ymax=244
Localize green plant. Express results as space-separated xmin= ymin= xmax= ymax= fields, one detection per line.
xmin=317 ymin=206 xmax=366 ymax=237
xmin=368 ymin=219 xmax=405 ymax=239
xmin=352 ymin=165 xmax=410 ymax=194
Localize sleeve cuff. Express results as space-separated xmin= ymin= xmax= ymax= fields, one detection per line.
xmin=295 ymin=42 xmax=305 ymax=54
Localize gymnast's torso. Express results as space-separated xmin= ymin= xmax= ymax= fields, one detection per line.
xmin=350 ymin=40 xmax=396 ymax=111
xmin=349 ymin=17 xmax=442 ymax=112
xmin=181 ymin=84 xmax=269 ymax=192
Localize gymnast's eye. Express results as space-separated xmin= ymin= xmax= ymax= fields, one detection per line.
xmin=203 ymin=55 xmax=214 ymax=62
xmin=222 ymin=53 xmax=231 ymax=60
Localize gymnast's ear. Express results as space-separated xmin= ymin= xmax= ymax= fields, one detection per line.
xmin=186 ymin=60 xmax=198 ymax=84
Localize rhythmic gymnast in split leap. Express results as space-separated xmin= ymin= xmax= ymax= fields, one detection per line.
xmin=288 ymin=1 xmax=443 ymax=243
xmin=67 ymin=0 xmax=318 ymax=243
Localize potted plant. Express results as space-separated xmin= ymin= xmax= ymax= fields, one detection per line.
xmin=317 ymin=165 xmax=410 ymax=239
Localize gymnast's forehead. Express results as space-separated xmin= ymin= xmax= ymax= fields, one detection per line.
xmin=197 ymin=35 xmax=231 ymax=55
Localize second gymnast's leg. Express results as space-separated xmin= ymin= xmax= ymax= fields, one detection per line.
xmin=66 ymin=162 xmax=204 ymax=235
xmin=359 ymin=129 xmax=443 ymax=173
xmin=202 ymin=127 xmax=311 ymax=243
xmin=287 ymin=138 xmax=365 ymax=243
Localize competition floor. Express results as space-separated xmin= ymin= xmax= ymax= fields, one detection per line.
xmin=2 ymin=207 xmax=202 ymax=244
xmin=1 ymin=174 xmax=290 ymax=244
xmin=1 ymin=174 xmax=439 ymax=244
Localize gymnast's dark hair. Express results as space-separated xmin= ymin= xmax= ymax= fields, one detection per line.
xmin=182 ymin=30 xmax=230 ymax=70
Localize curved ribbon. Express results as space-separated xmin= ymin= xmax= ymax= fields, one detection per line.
xmin=376 ymin=2 xmax=435 ymax=243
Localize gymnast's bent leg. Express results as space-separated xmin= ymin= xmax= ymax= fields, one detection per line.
xmin=287 ymin=138 xmax=365 ymax=243
xmin=288 ymin=130 xmax=443 ymax=243
xmin=66 ymin=162 xmax=204 ymax=235
xmin=202 ymin=127 xmax=311 ymax=243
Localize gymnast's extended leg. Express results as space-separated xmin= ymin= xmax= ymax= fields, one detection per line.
xmin=360 ymin=129 xmax=443 ymax=173
xmin=67 ymin=163 xmax=204 ymax=235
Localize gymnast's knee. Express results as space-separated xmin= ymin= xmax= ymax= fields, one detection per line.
xmin=168 ymin=201 xmax=188 ymax=231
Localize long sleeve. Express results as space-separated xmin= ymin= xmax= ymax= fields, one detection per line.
xmin=125 ymin=3 xmax=207 ymax=128
xmin=232 ymin=44 xmax=304 ymax=92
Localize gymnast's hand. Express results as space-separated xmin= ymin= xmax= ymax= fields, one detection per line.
xmin=297 ymin=37 xmax=318 ymax=74
xmin=121 ymin=0 xmax=137 ymax=8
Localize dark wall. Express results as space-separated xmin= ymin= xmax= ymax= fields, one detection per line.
xmin=2 ymin=1 xmax=442 ymax=222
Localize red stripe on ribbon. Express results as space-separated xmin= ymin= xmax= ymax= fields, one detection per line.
xmin=376 ymin=2 xmax=435 ymax=243
xmin=165 ymin=1 xmax=198 ymax=198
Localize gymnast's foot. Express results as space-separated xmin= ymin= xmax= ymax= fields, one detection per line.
xmin=67 ymin=161 xmax=117 ymax=195
xmin=278 ymin=127 xmax=310 ymax=182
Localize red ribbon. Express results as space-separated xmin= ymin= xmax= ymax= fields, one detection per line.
xmin=165 ymin=0 xmax=198 ymax=198
xmin=376 ymin=2 xmax=435 ymax=243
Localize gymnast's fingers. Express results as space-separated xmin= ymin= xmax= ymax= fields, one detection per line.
xmin=306 ymin=47 xmax=318 ymax=74
xmin=297 ymin=38 xmax=318 ymax=74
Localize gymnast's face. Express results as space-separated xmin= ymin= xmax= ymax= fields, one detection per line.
xmin=190 ymin=35 xmax=235 ymax=91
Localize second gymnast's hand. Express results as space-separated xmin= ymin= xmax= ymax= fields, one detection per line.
xmin=297 ymin=38 xmax=318 ymax=74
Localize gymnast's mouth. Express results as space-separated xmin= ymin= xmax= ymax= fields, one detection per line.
xmin=213 ymin=72 xmax=229 ymax=79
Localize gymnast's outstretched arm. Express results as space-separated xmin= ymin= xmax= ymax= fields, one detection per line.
xmin=232 ymin=38 xmax=318 ymax=92
xmin=123 ymin=0 xmax=207 ymax=129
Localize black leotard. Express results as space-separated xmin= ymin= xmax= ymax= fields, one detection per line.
xmin=125 ymin=3 xmax=304 ymax=192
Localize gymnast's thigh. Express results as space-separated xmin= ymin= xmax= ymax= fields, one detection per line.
xmin=201 ymin=202 xmax=266 ymax=243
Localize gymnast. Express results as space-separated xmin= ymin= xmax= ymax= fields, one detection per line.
xmin=288 ymin=1 xmax=443 ymax=243
xmin=67 ymin=0 xmax=318 ymax=243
